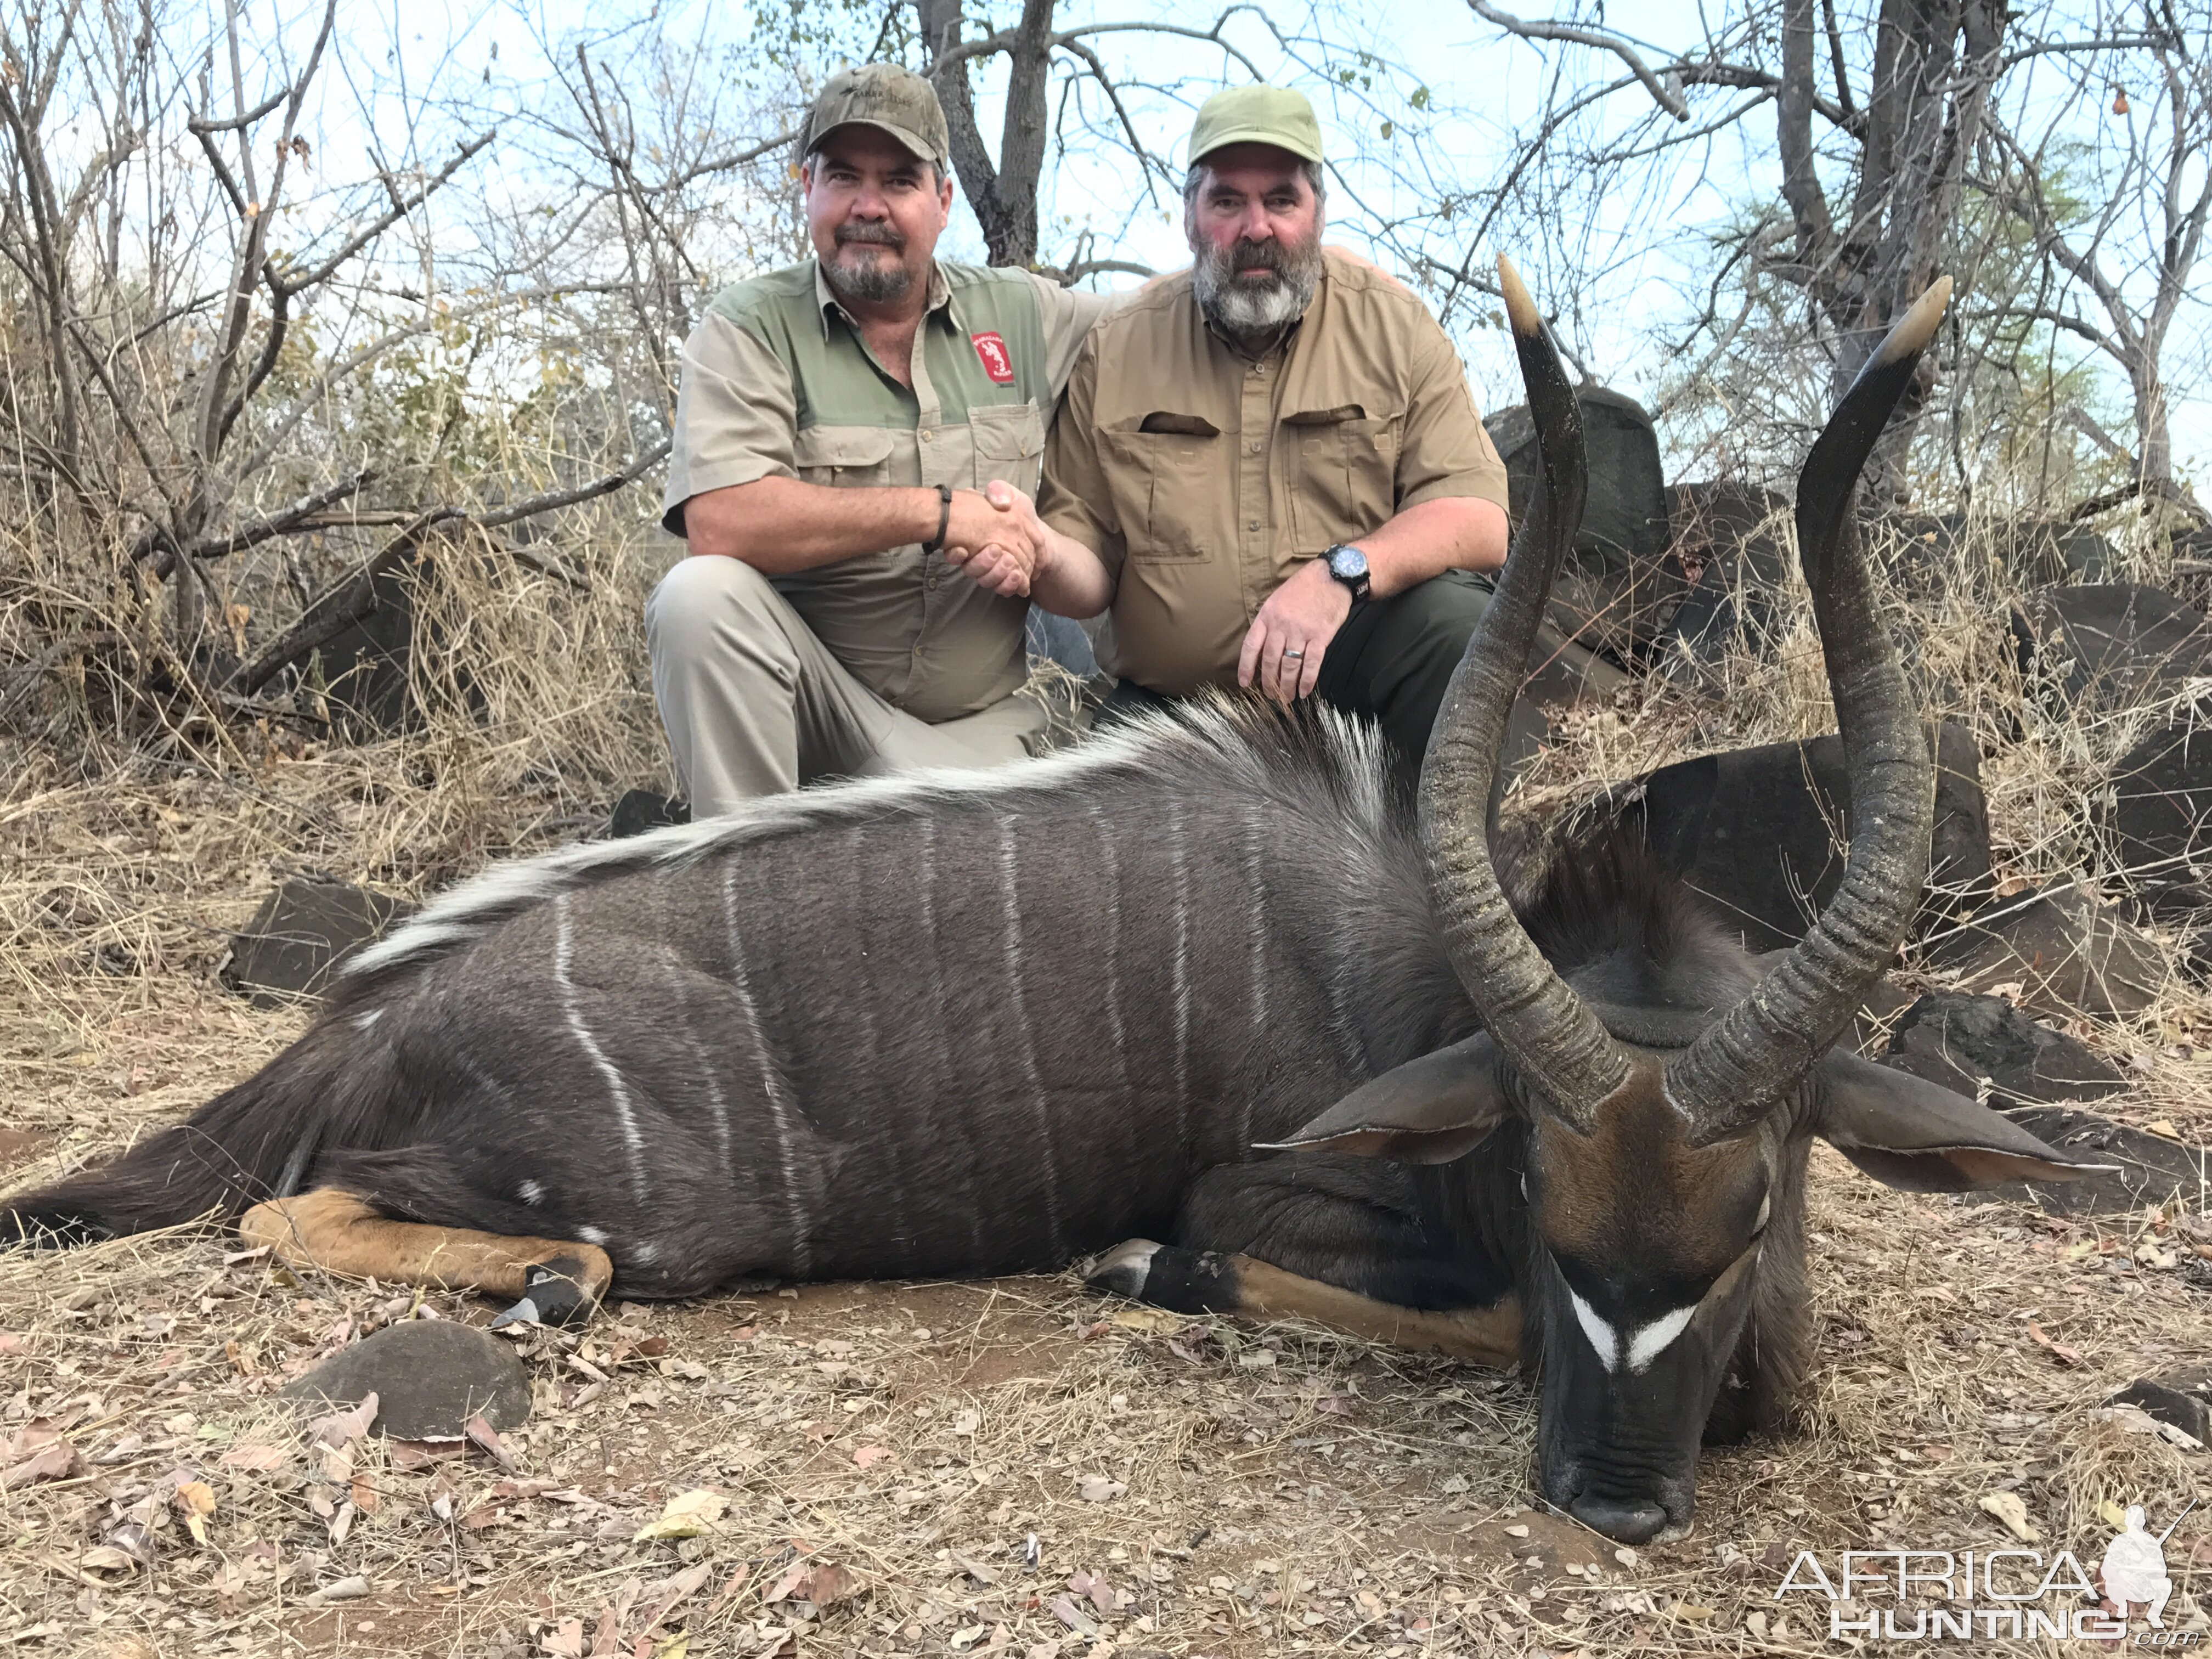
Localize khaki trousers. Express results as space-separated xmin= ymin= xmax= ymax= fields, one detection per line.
xmin=645 ymin=555 xmax=1047 ymax=817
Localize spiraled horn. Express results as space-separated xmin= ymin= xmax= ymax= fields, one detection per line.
xmin=1417 ymin=256 xmax=1629 ymax=1131
xmin=1665 ymin=278 xmax=1953 ymax=1137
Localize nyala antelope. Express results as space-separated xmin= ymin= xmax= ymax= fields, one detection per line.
xmin=4 ymin=261 xmax=2098 ymax=1543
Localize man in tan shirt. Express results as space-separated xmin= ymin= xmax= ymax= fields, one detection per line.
xmin=647 ymin=65 xmax=1119 ymax=815
xmin=973 ymin=86 xmax=1514 ymax=778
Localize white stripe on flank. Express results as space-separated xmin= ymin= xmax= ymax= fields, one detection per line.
xmin=1087 ymin=806 xmax=1127 ymax=1063
xmin=1325 ymin=955 xmax=1369 ymax=1075
xmin=721 ymin=868 xmax=812 ymax=1275
xmin=920 ymin=820 xmax=986 ymax=1263
xmin=552 ymin=895 xmax=648 ymax=1203
xmin=1239 ymin=804 xmax=1268 ymax=1157
xmin=998 ymin=815 xmax=1064 ymax=1260
xmin=1168 ymin=802 xmax=1190 ymax=1152
xmin=659 ymin=945 xmax=733 ymax=1182
xmin=1626 ymin=1305 xmax=1698 ymax=1372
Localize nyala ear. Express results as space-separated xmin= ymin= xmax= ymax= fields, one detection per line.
xmin=1258 ymin=1035 xmax=1508 ymax=1164
xmin=1815 ymin=1051 xmax=2118 ymax=1192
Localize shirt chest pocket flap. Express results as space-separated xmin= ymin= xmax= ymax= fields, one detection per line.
xmin=967 ymin=402 xmax=1046 ymax=494
xmin=1102 ymin=412 xmax=1221 ymax=564
xmin=1286 ymin=403 xmax=1401 ymax=550
xmin=793 ymin=426 xmax=896 ymax=488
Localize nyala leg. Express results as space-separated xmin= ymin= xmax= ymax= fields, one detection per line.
xmin=240 ymin=1188 xmax=612 ymax=1326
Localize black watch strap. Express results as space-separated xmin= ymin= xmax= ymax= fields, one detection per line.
xmin=921 ymin=483 xmax=953 ymax=555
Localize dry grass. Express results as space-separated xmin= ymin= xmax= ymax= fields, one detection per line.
xmin=2 ymin=507 xmax=2209 ymax=1656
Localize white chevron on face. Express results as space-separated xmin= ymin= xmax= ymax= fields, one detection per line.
xmin=1567 ymin=1289 xmax=1701 ymax=1374
xmin=1625 ymin=1305 xmax=1698 ymax=1372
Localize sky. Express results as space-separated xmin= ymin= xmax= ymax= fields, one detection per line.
xmin=142 ymin=0 xmax=2211 ymax=490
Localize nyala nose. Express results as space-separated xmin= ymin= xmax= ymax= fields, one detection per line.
xmin=1568 ymin=1496 xmax=1669 ymax=1545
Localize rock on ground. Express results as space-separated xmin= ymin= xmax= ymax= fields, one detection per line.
xmin=1880 ymin=991 xmax=2128 ymax=1107
xmin=1922 ymin=879 xmax=2168 ymax=1019
xmin=1617 ymin=723 xmax=1990 ymax=953
xmin=2011 ymin=583 xmax=2212 ymax=713
xmin=281 ymin=1318 xmax=532 ymax=1439
xmin=222 ymin=877 xmax=414 ymax=1006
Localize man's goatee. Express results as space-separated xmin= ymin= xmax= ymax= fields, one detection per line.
xmin=1193 ymin=232 xmax=1323 ymax=339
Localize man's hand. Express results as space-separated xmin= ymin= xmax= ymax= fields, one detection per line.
xmin=1238 ymin=557 xmax=1351 ymax=704
xmin=943 ymin=480 xmax=1043 ymax=597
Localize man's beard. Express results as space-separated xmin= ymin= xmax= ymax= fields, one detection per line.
xmin=1191 ymin=231 xmax=1322 ymax=341
xmin=826 ymin=223 xmax=914 ymax=303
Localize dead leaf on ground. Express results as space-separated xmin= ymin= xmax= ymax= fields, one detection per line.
xmin=465 ymin=1413 xmax=518 ymax=1471
xmin=852 ymin=1444 xmax=893 ymax=1469
xmin=706 ymin=1562 xmax=752 ymax=1615
xmin=388 ymin=1437 xmax=465 ymax=1470
xmin=2025 ymin=1320 xmax=2082 ymax=1365
xmin=172 ymin=1480 xmax=217 ymax=1545
xmin=639 ymin=1560 xmax=714 ymax=1632
xmin=764 ymin=1559 xmax=863 ymax=1609
xmin=1 ymin=1436 xmax=83 ymax=1489
xmin=1979 ymin=1490 xmax=2040 ymax=1542
xmin=218 ymin=1442 xmax=287 ymax=1472
xmin=307 ymin=1392 xmax=379 ymax=1448
xmin=634 ymin=1488 xmax=728 ymax=1542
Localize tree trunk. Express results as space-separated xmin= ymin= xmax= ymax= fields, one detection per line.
xmin=1771 ymin=0 xmax=2006 ymax=503
xmin=918 ymin=0 xmax=1056 ymax=267
xmin=2134 ymin=363 xmax=2173 ymax=495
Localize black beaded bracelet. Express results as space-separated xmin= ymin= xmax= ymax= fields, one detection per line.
xmin=921 ymin=483 xmax=952 ymax=555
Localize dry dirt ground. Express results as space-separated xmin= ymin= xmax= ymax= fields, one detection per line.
xmin=2 ymin=773 xmax=2210 ymax=1659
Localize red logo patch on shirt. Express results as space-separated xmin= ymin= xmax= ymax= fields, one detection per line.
xmin=971 ymin=331 xmax=1015 ymax=383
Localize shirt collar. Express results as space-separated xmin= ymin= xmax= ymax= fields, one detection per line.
xmin=812 ymin=257 xmax=956 ymax=340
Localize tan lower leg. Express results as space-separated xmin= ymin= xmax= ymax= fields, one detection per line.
xmin=239 ymin=1188 xmax=613 ymax=1303
xmin=1227 ymin=1255 xmax=1523 ymax=1367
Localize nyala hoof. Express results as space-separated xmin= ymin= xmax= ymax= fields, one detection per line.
xmin=1083 ymin=1238 xmax=1163 ymax=1301
xmin=490 ymin=1257 xmax=602 ymax=1329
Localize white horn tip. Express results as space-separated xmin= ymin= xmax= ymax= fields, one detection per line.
xmin=1497 ymin=255 xmax=1542 ymax=340
xmin=1874 ymin=275 xmax=1953 ymax=367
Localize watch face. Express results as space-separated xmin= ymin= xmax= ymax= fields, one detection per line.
xmin=1329 ymin=544 xmax=1369 ymax=580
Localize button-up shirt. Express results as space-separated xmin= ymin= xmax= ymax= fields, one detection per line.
xmin=1036 ymin=252 xmax=1511 ymax=693
xmin=663 ymin=258 xmax=1116 ymax=721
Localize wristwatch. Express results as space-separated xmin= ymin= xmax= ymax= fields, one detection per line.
xmin=1324 ymin=543 xmax=1371 ymax=602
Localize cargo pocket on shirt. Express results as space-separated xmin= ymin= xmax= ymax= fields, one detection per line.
xmin=968 ymin=402 xmax=1046 ymax=496
xmin=1286 ymin=404 xmax=1400 ymax=554
xmin=1102 ymin=417 xmax=1222 ymax=564
xmin=792 ymin=426 xmax=896 ymax=488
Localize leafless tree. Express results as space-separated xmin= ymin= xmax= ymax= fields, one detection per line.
xmin=1977 ymin=4 xmax=2210 ymax=514
xmin=0 ymin=0 xmax=797 ymax=744
xmin=916 ymin=0 xmax=1269 ymax=275
xmin=1452 ymin=1 xmax=2178 ymax=503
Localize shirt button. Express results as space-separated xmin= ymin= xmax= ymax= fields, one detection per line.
xmin=921 ymin=429 xmax=933 ymax=442
xmin=1248 ymin=439 xmax=1263 ymax=454
xmin=1248 ymin=520 xmax=1261 ymax=532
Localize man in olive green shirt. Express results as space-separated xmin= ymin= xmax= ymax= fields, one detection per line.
xmin=648 ymin=64 xmax=1119 ymax=814
xmin=975 ymin=86 xmax=1515 ymax=779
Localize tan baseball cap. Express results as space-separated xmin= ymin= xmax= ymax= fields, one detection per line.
xmin=801 ymin=63 xmax=951 ymax=167
xmin=1188 ymin=84 xmax=1324 ymax=166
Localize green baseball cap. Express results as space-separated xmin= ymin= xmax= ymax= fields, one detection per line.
xmin=801 ymin=63 xmax=951 ymax=167
xmin=1188 ymin=84 xmax=1324 ymax=166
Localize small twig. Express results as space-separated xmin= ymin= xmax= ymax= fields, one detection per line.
xmin=156 ymin=469 xmax=376 ymax=573
xmin=0 ymin=630 xmax=125 ymax=725
xmin=473 ymin=438 xmax=672 ymax=531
